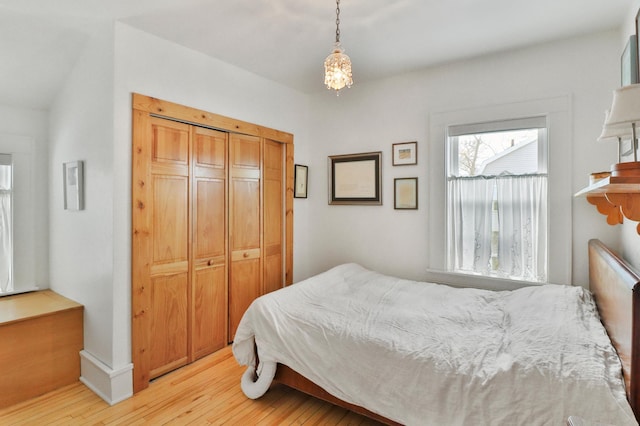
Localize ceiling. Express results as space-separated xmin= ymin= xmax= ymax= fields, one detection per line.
xmin=0 ymin=0 xmax=635 ymax=109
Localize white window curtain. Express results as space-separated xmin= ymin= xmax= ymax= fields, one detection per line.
xmin=0 ymin=157 xmax=12 ymax=294
xmin=0 ymin=188 xmax=11 ymax=293
xmin=447 ymin=174 xmax=547 ymax=282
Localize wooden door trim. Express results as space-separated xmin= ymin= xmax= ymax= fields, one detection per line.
xmin=285 ymin=143 xmax=294 ymax=285
xmin=133 ymin=93 xmax=293 ymax=145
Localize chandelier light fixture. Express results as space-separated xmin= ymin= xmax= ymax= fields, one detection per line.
xmin=324 ymin=0 xmax=353 ymax=95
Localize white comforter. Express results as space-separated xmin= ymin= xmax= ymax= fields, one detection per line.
xmin=232 ymin=263 xmax=637 ymax=425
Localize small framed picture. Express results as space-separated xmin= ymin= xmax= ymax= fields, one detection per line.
xmin=394 ymin=177 xmax=418 ymax=210
xmin=294 ymin=164 xmax=308 ymax=198
xmin=621 ymin=35 xmax=638 ymax=86
xmin=63 ymin=161 xmax=84 ymax=211
xmin=392 ymin=141 xmax=417 ymax=166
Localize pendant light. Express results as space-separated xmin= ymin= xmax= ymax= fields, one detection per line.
xmin=323 ymin=0 xmax=353 ymax=95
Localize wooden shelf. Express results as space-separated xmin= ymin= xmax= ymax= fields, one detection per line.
xmin=574 ymin=176 xmax=640 ymax=197
xmin=575 ymin=176 xmax=640 ymax=233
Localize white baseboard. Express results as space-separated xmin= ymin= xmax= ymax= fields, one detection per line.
xmin=80 ymin=350 xmax=133 ymax=405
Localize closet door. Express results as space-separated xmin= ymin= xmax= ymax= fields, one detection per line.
xmin=147 ymin=117 xmax=191 ymax=379
xmin=263 ymin=139 xmax=284 ymax=294
xmin=228 ymin=134 xmax=262 ymax=340
xmin=191 ymin=127 xmax=228 ymax=360
xmin=132 ymin=93 xmax=294 ymax=393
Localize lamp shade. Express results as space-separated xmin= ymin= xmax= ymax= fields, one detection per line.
xmin=598 ymin=110 xmax=631 ymax=141
xmin=605 ymin=83 xmax=640 ymax=126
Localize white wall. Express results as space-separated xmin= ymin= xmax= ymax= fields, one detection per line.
xmin=0 ymin=104 xmax=49 ymax=292
xmin=48 ymin=20 xmax=312 ymax=403
xmin=619 ymin=0 xmax=640 ymax=271
xmin=304 ymin=30 xmax=622 ymax=287
xmin=49 ymin=22 xmax=116 ymax=368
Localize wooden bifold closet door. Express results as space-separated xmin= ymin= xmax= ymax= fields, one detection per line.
xmin=191 ymin=127 xmax=228 ymax=361
xmin=132 ymin=94 xmax=293 ymax=393
xmin=228 ymin=134 xmax=262 ymax=340
xmin=133 ymin=117 xmax=228 ymax=381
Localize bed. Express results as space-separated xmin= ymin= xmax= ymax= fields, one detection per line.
xmin=232 ymin=239 xmax=640 ymax=425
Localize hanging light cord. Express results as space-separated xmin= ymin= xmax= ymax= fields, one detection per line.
xmin=335 ymin=0 xmax=341 ymax=44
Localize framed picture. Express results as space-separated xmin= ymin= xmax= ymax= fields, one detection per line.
xmin=328 ymin=151 xmax=382 ymax=205
xmin=392 ymin=141 xmax=417 ymax=166
xmin=621 ymin=35 xmax=638 ymax=86
xmin=294 ymin=164 xmax=308 ymax=198
xmin=394 ymin=177 xmax=418 ymax=210
xmin=63 ymin=161 xmax=84 ymax=211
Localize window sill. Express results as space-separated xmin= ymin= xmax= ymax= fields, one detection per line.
xmin=424 ymin=269 xmax=549 ymax=291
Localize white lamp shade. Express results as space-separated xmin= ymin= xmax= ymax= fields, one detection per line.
xmin=605 ymin=83 xmax=640 ymax=126
xmin=598 ymin=122 xmax=631 ymax=142
xmin=597 ymin=110 xmax=628 ymax=141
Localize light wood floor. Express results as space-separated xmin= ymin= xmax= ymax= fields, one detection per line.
xmin=0 ymin=346 xmax=383 ymax=425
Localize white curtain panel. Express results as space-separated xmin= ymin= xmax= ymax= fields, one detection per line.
xmin=0 ymin=190 xmax=11 ymax=293
xmin=447 ymin=175 xmax=548 ymax=282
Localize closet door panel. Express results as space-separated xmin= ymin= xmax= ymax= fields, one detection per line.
xmin=191 ymin=127 xmax=228 ymax=360
xmin=146 ymin=118 xmax=191 ymax=380
xmin=152 ymin=125 xmax=189 ymax=164
xmin=229 ymin=258 xmax=260 ymax=339
xmin=149 ymin=273 xmax=188 ymax=378
xmin=194 ymin=179 xmax=225 ymax=258
xmin=229 ymin=134 xmax=262 ymax=340
xmin=195 ymin=129 xmax=226 ymax=169
xmin=231 ymin=136 xmax=261 ymax=169
xmin=231 ymin=179 xmax=260 ymax=249
xmin=192 ymin=265 xmax=226 ymax=359
xmin=263 ymin=140 xmax=283 ymax=294
xmin=264 ymin=250 xmax=282 ymax=295
xmin=152 ymin=176 xmax=189 ymax=264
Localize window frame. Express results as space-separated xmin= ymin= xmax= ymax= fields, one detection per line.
xmin=427 ymin=96 xmax=572 ymax=287
xmin=0 ymin=134 xmax=38 ymax=296
xmin=446 ymin=122 xmax=548 ymax=281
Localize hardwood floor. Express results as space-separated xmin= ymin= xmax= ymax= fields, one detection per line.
xmin=0 ymin=346 xmax=383 ymax=425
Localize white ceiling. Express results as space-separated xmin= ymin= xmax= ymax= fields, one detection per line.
xmin=0 ymin=0 xmax=635 ymax=109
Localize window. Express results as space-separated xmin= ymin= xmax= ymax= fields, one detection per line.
xmin=0 ymin=154 xmax=12 ymax=293
xmin=446 ymin=117 xmax=548 ymax=282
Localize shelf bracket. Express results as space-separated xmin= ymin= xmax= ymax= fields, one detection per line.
xmin=587 ymin=193 xmax=640 ymax=234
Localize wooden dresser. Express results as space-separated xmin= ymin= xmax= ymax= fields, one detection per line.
xmin=0 ymin=290 xmax=83 ymax=408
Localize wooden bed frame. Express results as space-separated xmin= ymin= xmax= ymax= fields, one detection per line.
xmin=588 ymin=239 xmax=640 ymax=421
xmin=269 ymin=239 xmax=640 ymax=424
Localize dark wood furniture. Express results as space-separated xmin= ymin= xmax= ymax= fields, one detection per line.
xmin=588 ymin=239 xmax=640 ymax=421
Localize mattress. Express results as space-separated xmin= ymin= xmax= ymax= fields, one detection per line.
xmin=233 ymin=263 xmax=636 ymax=425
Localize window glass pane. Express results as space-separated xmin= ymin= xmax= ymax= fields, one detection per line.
xmin=0 ymin=156 xmax=12 ymax=293
xmin=0 ymin=164 xmax=11 ymax=190
xmin=455 ymin=129 xmax=539 ymax=177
